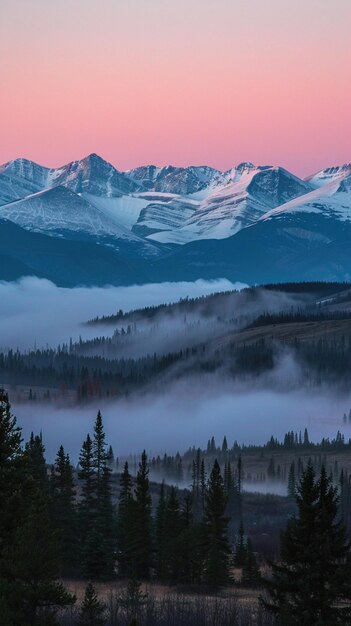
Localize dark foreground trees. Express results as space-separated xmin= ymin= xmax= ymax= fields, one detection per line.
xmin=203 ymin=459 xmax=231 ymax=587
xmin=0 ymin=389 xmax=75 ymax=625
xmin=263 ymin=462 xmax=351 ymax=625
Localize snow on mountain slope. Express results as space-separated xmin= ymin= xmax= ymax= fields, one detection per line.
xmin=127 ymin=164 xmax=220 ymax=194
xmin=83 ymin=193 xmax=152 ymax=230
xmin=148 ymin=165 xmax=312 ymax=244
xmin=306 ymin=163 xmax=351 ymax=188
xmin=261 ymin=169 xmax=351 ymax=228
xmin=50 ymin=153 xmax=138 ymax=196
xmin=132 ymin=195 xmax=199 ymax=237
xmin=0 ymin=153 xmax=140 ymax=206
xmin=154 ymin=165 xmax=220 ymax=194
xmin=0 ymin=186 xmax=150 ymax=241
xmin=1 ymin=154 xmax=350 ymax=255
xmin=0 ymin=158 xmax=50 ymax=205
xmin=126 ymin=165 xmax=161 ymax=190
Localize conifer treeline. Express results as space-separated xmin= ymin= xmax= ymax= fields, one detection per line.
xmin=3 ymin=319 xmax=351 ymax=398
xmin=3 ymin=389 xmax=351 ymax=625
xmin=0 ymin=388 xmax=260 ymax=623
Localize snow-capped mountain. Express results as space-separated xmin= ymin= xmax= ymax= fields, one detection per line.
xmin=0 ymin=186 xmax=136 ymax=238
xmin=132 ymin=194 xmax=198 ymax=237
xmin=0 ymin=158 xmax=51 ymax=205
xmin=1 ymin=152 xmax=351 ymax=286
xmin=262 ymin=166 xmax=351 ymax=225
xmin=148 ymin=165 xmax=312 ymax=244
xmin=50 ymin=153 xmax=138 ymax=197
xmin=0 ymin=185 xmax=162 ymax=259
xmin=127 ymin=164 xmax=220 ymax=194
xmin=306 ymin=164 xmax=351 ymax=189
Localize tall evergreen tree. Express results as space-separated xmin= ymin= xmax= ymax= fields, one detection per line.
xmin=0 ymin=390 xmax=25 ymax=621
xmin=263 ymin=463 xmax=351 ymax=625
xmin=203 ymin=460 xmax=231 ymax=587
xmin=106 ymin=445 xmax=114 ymax=468
xmin=155 ymin=482 xmax=166 ymax=579
xmin=24 ymin=432 xmax=48 ymax=492
xmin=0 ymin=391 xmax=75 ymax=624
xmin=4 ymin=488 xmax=76 ymax=624
xmin=234 ymin=521 xmax=246 ymax=567
xmin=130 ymin=450 xmax=152 ymax=579
xmin=78 ymin=412 xmax=116 ymax=580
xmin=164 ymin=486 xmax=182 ymax=580
xmin=92 ymin=410 xmax=107 ymax=495
xmin=50 ymin=445 xmax=77 ymax=576
xmin=241 ymin=538 xmax=261 ymax=588
xmin=95 ymin=413 xmax=115 ymax=575
xmin=78 ymin=434 xmax=95 ymax=541
xmin=117 ymin=461 xmax=134 ymax=577
xmin=95 ymin=463 xmax=115 ymax=578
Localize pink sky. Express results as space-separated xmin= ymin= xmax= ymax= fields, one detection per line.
xmin=0 ymin=0 xmax=350 ymax=177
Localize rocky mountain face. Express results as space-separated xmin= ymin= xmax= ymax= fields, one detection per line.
xmin=0 ymin=152 xmax=350 ymax=286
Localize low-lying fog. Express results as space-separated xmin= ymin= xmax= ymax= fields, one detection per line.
xmin=0 ymin=276 xmax=245 ymax=351
xmin=3 ymin=277 xmax=351 ymax=472
xmin=13 ymin=382 xmax=351 ymax=464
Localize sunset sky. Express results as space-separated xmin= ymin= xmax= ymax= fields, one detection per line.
xmin=1 ymin=0 xmax=350 ymax=177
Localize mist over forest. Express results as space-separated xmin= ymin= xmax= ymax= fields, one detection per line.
xmin=0 ymin=276 xmax=242 ymax=350
xmin=14 ymin=385 xmax=351 ymax=464
xmin=3 ymin=277 xmax=351 ymax=464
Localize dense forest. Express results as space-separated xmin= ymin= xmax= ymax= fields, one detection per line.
xmin=2 ymin=282 xmax=351 ymax=403
xmin=2 ymin=390 xmax=351 ymax=625
xmin=2 ymin=320 xmax=351 ymax=399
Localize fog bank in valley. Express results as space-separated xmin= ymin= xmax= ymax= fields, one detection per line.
xmin=13 ymin=382 xmax=351 ymax=463
xmin=0 ymin=276 xmax=245 ymax=351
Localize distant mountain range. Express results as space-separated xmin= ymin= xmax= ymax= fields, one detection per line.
xmin=0 ymin=153 xmax=350 ymax=286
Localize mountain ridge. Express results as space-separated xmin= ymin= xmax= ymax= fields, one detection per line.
xmin=0 ymin=152 xmax=350 ymax=286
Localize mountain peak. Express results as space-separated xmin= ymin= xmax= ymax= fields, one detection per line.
xmin=236 ymin=161 xmax=256 ymax=172
xmin=81 ymin=152 xmax=106 ymax=164
xmin=306 ymin=163 xmax=351 ymax=188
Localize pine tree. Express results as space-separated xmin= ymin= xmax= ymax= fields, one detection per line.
xmin=130 ymin=451 xmax=152 ymax=579
xmin=203 ymin=460 xmax=231 ymax=587
xmin=117 ymin=461 xmax=134 ymax=577
xmin=241 ymin=538 xmax=260 ymax=587
xmin=24 ymin=431 xmax=48 ymax=492
xmin=106 ymin=445 xmax=114 ymax=468
xmin=303 ymin=427 xmax=310 ymax=447
xmin=50 ymin=445 xmax=77 ymax=576
xmin=164 ymin=486 xmax=182 ymax=581
xmin=95 ymin=464 xmax=115 ymax=578
xmin=79 ymin=413 xmax=116 ymax=579
xmin=93 ymin=410 xmax=108 ymax=495
xmin=234 ymin=521 xmax=246 ymax=567
xmin=4 ymin=485 xmax=76 ymax=624
xmin=78 ymin=583 xmax=106 ymax=626
xmin=0 ymin=389 xmax=22 ymax=518
xmin=177 ymin=491 xmax=194 ymax=583
xmin=78 ymin=434 xmax=95 ymax=533
xmin=262 ymin=463 xmax=351 ymax=625
xmin=0 ymin=390 xmax=25 ymax=620
xmin=155 ymin=482 xmax=166 ymax=579
xmin=0 ymin=391 xmax=75 ymax=623
xmin=192 ymin=449 xmax=203 ymax=520
xmin=78 ymin=433 xmax=96 ymax=575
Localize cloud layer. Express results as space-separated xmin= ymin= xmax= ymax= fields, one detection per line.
xmin=0 ymin=276 xmax=243 ymax=351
